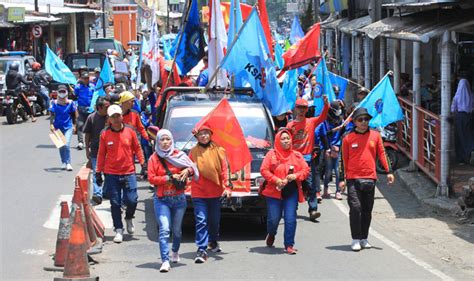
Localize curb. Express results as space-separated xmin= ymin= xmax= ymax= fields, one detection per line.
xmin=394 ymin=168 xmax=460 ymax=215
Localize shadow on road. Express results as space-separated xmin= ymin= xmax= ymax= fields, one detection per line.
xmin=36 ymin=144 xmax=57 ymax=149
xmin=44 ymin=167 xmax=64 ymax=173
xmin=248 ymin=246 xmax=285 ymax=255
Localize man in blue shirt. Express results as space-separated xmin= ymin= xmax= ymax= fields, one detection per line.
xmin=196 ymin=55 xmax=208 ymax=87
xmin=74 ymin=72 xmax=93 ymax=150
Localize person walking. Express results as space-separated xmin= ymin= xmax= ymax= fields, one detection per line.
xmin=451 ymin=78 xmax=473 ymax=165
xmin=341 ymin=107 xmax=394 ymax=251
xmin=260 ymin=128 xmax=310 ymax=254
xmin=74 ymin=72 xmax=94 ymax=150
xmin=287 ymin=97 xmax=329 ymax=221
xmin=83 ymin=96 xmax=110 ymax=205
xmin=148 ymin=129 xmax=199 ymax=273
xmin=189 ymin=126 xmax=231 ymax=263
xmin=49 ymin=85 xmax=77 ymax=171
xmin=95 ymin=105 xmax=145 ymax=243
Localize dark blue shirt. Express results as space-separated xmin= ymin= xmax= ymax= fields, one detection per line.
xmin=314 ymin=123 xmax=328 ymax=150
xmin=74 ymin=83 xmax=93 ymax=107
xmin=50 ymin=101 xmax=76 ymax=131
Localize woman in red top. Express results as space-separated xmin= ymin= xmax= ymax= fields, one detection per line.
xmin=148 ymin=129 xmax=198 ymax=273
xmin=260 ymin=128 xmax=310 ymax=254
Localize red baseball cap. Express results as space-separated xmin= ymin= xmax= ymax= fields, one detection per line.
xmin=295 ymin=99 xmax=308 ymax=107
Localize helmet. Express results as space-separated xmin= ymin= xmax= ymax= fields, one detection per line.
xmin=31 ymin=62 xmax=41 ymax=71
xmin=9 ymin=62 xmax=19 ymax=71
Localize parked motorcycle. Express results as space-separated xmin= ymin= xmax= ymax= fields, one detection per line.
xmin=377 ymin=123 xmax=400 ymax=173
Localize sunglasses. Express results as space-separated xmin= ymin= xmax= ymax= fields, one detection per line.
xmin=356 ymin=117 xmax=370 ymax=123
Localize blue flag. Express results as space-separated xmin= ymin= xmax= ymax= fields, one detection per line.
xmin=281 ymin=69 xmax=297 ymax=110
xmin=222 ymin=8 xmax=289 ymax=116
xmin=162 ymin=39 xmax=173 ymax=60
xmin=169 ymin=0 xmax=205 ymax=75
xmin=290 ymin=15 xmax=304 ymax=44
xmin=89 ymin=59 xmax=115 ymax=112
xmin=45 ymin=45 xmax=76 ymax=85
xmin=274 ymin=41 xmax=284 ymax=70
xmin=313 ymin=57 xmax=336 ymax=115
xmin=358 ymin=76 xmax=404 ymax=128
xmin=227 ymin=0 xmax=243 ymax=50
xmin=328 ymin=71 xmax=348 ymax=100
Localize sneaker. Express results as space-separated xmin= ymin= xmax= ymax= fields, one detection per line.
xmin=322 ymin=191 xmax=331 ymax=199
xmin=309 ymin=210 xmax=321 ymax=222
xmin=351 ymin=239 xmax=361 ymax=251
xmin=265 ymin=234 xmax=275 ymax=247
xmin=66 ymin=164 xmax=73 ymax=171
xmin=61 ymin=163 xmax=67 ymax=170
xmin=77 ymin=142 xmax=84 ymax=150
xmin=208 ymin=241 xmax=222 ymax=253
xmin=113 ymin=229 xmax=123 ymax=243
xmin=360 ymin=239 xmax=372 ymax=249
xmin=285 ymin=246 xmax=297 ymax=255
xmin=316 ymin=192 xmax=322 ymax=202
xmin=125 ymin=219 xmax=135 ymax=234
xmin=335 ymin=192 xmax=342 ymax=200
xmin=159 ymin=261 xmax=170 ymax=273
xmin=91 ymin=195 xmax=102 ymax=205
xmin=194 ymin=250 xmax=208 ymax=264
xmin=171 ymin=251 xmax=180 ymax=263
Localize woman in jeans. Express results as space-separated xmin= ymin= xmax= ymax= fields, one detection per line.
xmin=148 ymin=129 xmax=199 ymax=272
xmin=260 ymin=128 xmax=310 ymax=254
xmin=49 ymin=85 xmax=77 ymax=171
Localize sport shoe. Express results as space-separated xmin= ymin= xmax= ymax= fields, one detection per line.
xmin=335 ymin=192 xmax=342 ymax=200
xmin=309 ymin=210 xmax=321 ymax=222
xmin=66 ymin=163 xmax=73 ymax=171
xmin=351 ymin=239 xmax=361 ymax=251
xmin=125 ymin=219 xmax=135 ymax=234
xmin=77 ymin=142 xmax=84 ymax=150
xmin=285 ymin=246 xmax=297 ymax=255
xmin=171 ymin=251 xmax=180 ymax=263
xmin=316 ymin=192 xmax=322 ymax=202
xmin=91 ymin=195 xmax=102 ymax=205
xmin=322 ymin=191 xmax=331 ymax=199
xmin=159 ymin=261 xmax=170 ymax=273
xmin=265 ymin=234 xmax=275 ymax=247
xmin=360 ymin=239 xmax=372 ymax=249
xmin=194 ymin=250 xmax=208 ymax=264
xmin=61 ymin=163 xmax=67 ymax=170
xmin=113 ymin=229 xmax=123 ymax=243
xmin=208 ymin=241 xmax=222 ymax=253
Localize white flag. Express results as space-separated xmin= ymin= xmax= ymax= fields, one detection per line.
xmin=148 ymin=9 xmax=161 ymax=87
xmin=208 ymin=0 xmax=228 ymax=88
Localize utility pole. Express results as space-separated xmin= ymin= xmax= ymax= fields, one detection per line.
xmin=371 ymin=0 xmax=382 ymax=82
xmin=34 ymin=0 xmax=39 ymax=59
xmin=313 ymin=0 xmax=320 ymax=22
xmin=167 ymin=0 xmax=170 ymax=33
xmin=102 ymin=0 xmax=106 ymax=38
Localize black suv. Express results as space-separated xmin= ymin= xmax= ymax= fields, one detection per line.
xmin=157 ymin=87 xmax=275 ymax=220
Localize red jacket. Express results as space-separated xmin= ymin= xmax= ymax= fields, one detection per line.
xmin=148 ymin=152 xmax=194 ymax=198
xmin=96 ymin=125 xmax=145 ymax=175
xmin=189 ymin=150 xmax=230 ymax=199
xmin=342 ymin=129 xmax=390 ymax=180
xmin=122 ymin=110 xmax=149 ymax=141
xmin=260 ymin=150 xmax=310 ymax=202
xmin=287 ymin=103 xmax=329 ymax=156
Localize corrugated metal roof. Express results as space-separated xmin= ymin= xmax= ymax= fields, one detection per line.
xmin=358 ymin=8 xmax=474 ymax=42
xmin=1 ymin=3 xmax=101 ymax=14
xmin=383 ymin=0 xmax=458 ymax=8
xmin=339 ymin=15 xmax=372 ymax=34
xmin=321 ymin=17 xmax=348 ymax=30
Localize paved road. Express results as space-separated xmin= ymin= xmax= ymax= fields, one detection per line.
xmin=1 ymin=116 xmax=473 ymax=280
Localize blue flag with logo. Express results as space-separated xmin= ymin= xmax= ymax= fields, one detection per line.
xmin=290 ymin=15 xmax=304 ymax=44
xmin=312 ymin=57 xmax=336 ymax=115
xmin=162 ymin=39 xmax=173 ymax=60
xmin=281 ymin=69 xmax=297 ymax=110
xmin=45 ymin=45 xmax=76 ymax=84
xmin=358 ymin=75 xmax=404 ymax=128
xmin=227 ymin=0 xmax=243 ymax=50
xmin=169 ymin=0 xmax=205 ymax=75
xmin=274 ymin=41 xmax=284 ymax=70
xmin=89 ymin=59 xmax=115 ymax=112
xmin=328 ymin=71 xmax=348 ymax=100
xmin=222 ymin=8 xmax=289 ymax=116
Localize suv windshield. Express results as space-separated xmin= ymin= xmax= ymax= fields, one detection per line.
xmin=89 ymin=41 xmax=115 ymax=53
xmin=167 ymin=104 xmax=273 ymax=150
xmin=0 ymin=59 xmax=21 ymax=75
xmin=71 ymin=57 xmax=102 ymax=70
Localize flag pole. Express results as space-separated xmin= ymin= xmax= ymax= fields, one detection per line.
xmin=205 ymin=5 xmax=258 ymax=90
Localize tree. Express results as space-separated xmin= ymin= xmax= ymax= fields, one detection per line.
xmin=300 ymin=2 xmax=314 ymax=32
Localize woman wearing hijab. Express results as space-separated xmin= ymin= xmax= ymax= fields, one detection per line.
xmin=260 ymin=128 xmax=310 ymax=254
xmin=148 ymin=129 xmax=199 ymax=273
xmin=451 ymin=79 xmax=474 ymax=164
xmin=189 ymin=126 xmax=231 ymax=264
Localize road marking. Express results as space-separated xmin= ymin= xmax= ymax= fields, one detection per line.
xmin=331 ymin=197 xmax=454 ymax=281
xmin=43 ymin=195 xmax=113 ymax=230
xmin=22 ymin=249 xmax=46 ymax=255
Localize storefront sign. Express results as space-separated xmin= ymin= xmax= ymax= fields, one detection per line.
xmin=7 ymin=7 xmax=25 ymax=22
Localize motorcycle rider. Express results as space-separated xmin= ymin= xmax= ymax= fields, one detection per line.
xmin=31 ymin=62 xmax=52 ymax=114
xmin=5 ymin=62 xmax=36 ymax=122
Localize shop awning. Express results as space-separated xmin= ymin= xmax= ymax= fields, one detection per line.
xmin=339 ymin=15 xmax=372 ymax=34
xmin=321 ymin=17 xmax=348 ymax=30
xmin=357 ymin=8 xmax=474 ymax=43
xmin=1 ymin=3 xmax=101 ymax=15
xmin=155 ymin=10 xmax=182 ymax=19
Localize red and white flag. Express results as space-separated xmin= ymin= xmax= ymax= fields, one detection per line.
xmin=208 ymin=0 xmax=228 ymax=88
xmin=147 ymin=8 xmax=161 ymax=87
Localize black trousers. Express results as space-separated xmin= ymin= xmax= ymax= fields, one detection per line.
xmin=347 ymin=179 xmax=375 ymax=240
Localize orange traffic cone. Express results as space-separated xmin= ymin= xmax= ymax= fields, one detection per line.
xmin=90 ymin=208 xmax=105 ymax=239
xmin=83 ymin=191 xmax=103 ymax=255
xmin=54 ymin=207 xmax=98 ymax=281
xmin=70 ymin=187 xmax=92 ymax=250
xmin=54 ymin=201 xmax=71 ymax=267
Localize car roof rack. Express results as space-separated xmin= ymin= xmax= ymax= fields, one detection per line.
xmin=0 ymin=51 xmax=28 ymax=57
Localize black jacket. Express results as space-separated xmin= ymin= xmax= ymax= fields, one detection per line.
xmin=5 ymin=69 xmax=30 ymax=90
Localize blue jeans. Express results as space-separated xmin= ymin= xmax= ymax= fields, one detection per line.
xmin=265 ymin=189 xmax=298 ymax=247
xmin=105 ymin=174 xmax=138 ymax=230
xmin=59 ymin=127 xmax=73 ymax=164
xmin=90 ymin=157 xmax=102 ymax=197
xmin=39 ymin=86 xmax=50 ymax=110
xmin=324 ymin=154 xmax=340 ymax=192
xmin=306 ymin=159 xmax=319 ymax=212
xmin=192 ymin=197 xmax=221 ymax=251
xmin=154 ymin=194 xmax=187 ymax=262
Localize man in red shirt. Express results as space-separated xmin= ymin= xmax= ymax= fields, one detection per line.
xmin=287 ymin=97 xmax=329 ymax=221
xmin=96 ymin=105 xmax=145 ymax=243
xmin=341 ymin=107 xmax=395 ymax=251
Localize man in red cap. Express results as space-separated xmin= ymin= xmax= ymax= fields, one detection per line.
xmin=287 ymin=97 xmax=329 ymax=221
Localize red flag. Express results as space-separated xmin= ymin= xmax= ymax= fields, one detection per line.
xmin=257 ymin=0 xmax=274 ymax=58
xmin=194 ymin=99 xmax=252 ymax=173
xmin=282 ymin=23 xmax=321 ymax=71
